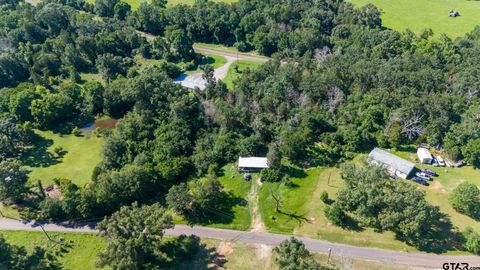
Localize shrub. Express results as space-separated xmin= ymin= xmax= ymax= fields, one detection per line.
xmin=72 ymin=127 xmax=82 ymax=136
xmin=449 ymin=182 xmax=480 ymax=219
xmin=260 ymin=168 xmax=283 ymax=182
xmin=324 ymin=202 xmax=345 ymax=226
xmin=53 ymin=146 xmax=64 ymax=156
xmin=320 ymin=191 xmax=329 ymax=204
xmin=463 ymin=227 xmax=480 ymax=255
xmin=282 ymin=177 xmax=294 ymax=187
xmin=39 ymin=197 xmax=66 ymax=220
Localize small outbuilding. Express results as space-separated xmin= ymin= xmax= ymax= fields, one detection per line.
xmin=417 ymin=147 xmax=433 ymax=164
xmin=238 ymin=157 xmax=269 ymax=172
xmin=368 ymin=148 xmax=416 ymax=179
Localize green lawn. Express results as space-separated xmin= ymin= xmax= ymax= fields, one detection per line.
xmin=258 ymin=157 xmax=480 ymax=254
xmin=21 ymin=130 xmax=104 ymax=187
xmin=349 ymin=0 xmax=480 ymax=38
xmin=258 ymin=166 xmax=415 ymax=251
xmin=185 ymin=54 xmax=228 ymax=75
xmin=172 ymin=163 xmax=252 ymax=230
xmin=223 ymin=60 xmax=263 ymax=89
xmin=200 ymin=164 xmax=252 ymax=230
xmin=387 ymin=147 xmax=480 ymax=233
xmin=1 ymin=231 xmax=106 ymax=270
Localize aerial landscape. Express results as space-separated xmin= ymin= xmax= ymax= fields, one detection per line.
xmin=0 ymin=0 xmax=480 ymax=269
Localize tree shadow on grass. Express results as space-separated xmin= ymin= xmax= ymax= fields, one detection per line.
xmin=340 ymin=215 xmax=364 ymax=232
xmin=281 ymin=164 xmax=307 ymax=178
xmin=398 ymin=213 xmax=464 ymax=254
xmin=186 ymin=191 xmax=247 ymax=226
xmin=276 ymin=208 xmax=311 ymax=226
xmin=20 ymin=134 xmax=61 ymax=168
xmin=397 ymin=145 xmax=416 ymax=153
xmin=163 ymin=235 xmax=221 ymax=270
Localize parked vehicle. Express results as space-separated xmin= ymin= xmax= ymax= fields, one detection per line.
xmin=412 ymin=177 xmax=429 ymax=186
xmin=421 ymin=169 xmax=438 ymax=176
xmin=416 ymin=172 xmax=432 ymax=181
xmin=436 ymin=156 xmax=446 ymax=167
xmin=432 ymin=159 xmax=439 ymax=167
xmin=454 ymin=160 xmax=466 ymax=168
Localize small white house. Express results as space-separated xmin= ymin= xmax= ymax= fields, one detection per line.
xmin=417 ymin=148 xmax=433 ymax=164
xmin=238 ymin=157 xmax=269 ymax=172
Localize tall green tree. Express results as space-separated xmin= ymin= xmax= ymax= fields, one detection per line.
xmin=0 ymin=160 xmax=29 ymax=203
xmin=274 ymin=237 xmax=321 ymax=270
xmin=449 ymin=182 xmax=480 ymax=219
xmin=97 ymin=203 xmax=174 ymax=270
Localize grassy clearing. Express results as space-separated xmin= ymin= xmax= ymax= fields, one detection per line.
xmin=258 ymin=166 xmax=414 ymax=251
xmin=349 ymin=0 xmax=480 ymax=38
xmin=194 ymin=42 xmax=267 ymax=58
xmin=1 ymin=231 xmax=106 ymax=270
xmin=173 ymin=164 xmax=252 ymax=230
xmin=185 ymin=54 xmax=228 ymax=75
xmin=0 ymin=204 xmax=21 ymax=220
xmin=387 ymin=147 xmax=480 ymax=233
xmin=213 ymin=163 xmax=252 ymax=230
xmin=21 ymin=130 xmax=103 ymax=187
xmin=258 ymin=157 xmax=480 ymax=254
xmin=223 ymin=60 xmax=263 ymax=89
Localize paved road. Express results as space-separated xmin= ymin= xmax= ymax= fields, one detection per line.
xmin=192 ymin=46 xmax=269 ymax=63
xmin=0 ymin=218 xmax=478 ymax=269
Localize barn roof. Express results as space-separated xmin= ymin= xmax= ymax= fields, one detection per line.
xmin=238 ymin=157 xmax=269 ymax=169
xmin=368 ymin=148 xmax=415 ymax=175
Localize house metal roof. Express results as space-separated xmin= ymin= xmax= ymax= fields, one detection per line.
xmin=238 ymin=157 xmax=269 ymax=169
xmin=174 ymin=74 xmax=207 ymax=90
xmin=368 ymin=148 xmax=415 ymax=174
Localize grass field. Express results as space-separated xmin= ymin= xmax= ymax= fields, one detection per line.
xmin=258 ymin=155 xmax=480 ymax=254
xmin=1 ymin=231 xmax=107 ymax=270
xmin=21 ymin=130 xmax=104 ymax=187
xmin=0 ymin=231 xmax=418 ymax=270
xmin=388 ymin=147 xmax=480 ymax=233
xmin=207 ymin=164 xmax=252 ymax=230
xmin=185 ymin=54 xmax=228 ymax=75
xmin=223 ymin=60 xmax=263 ymax=89
xmin=349 ymin=0 xmax=480 ymax=38
xmin=173 ymin=164 xmax=252 ymax=230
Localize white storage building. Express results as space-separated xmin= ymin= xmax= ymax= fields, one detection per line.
xmin=417 ymin=148 xmax=433 ymax=164
xmin=238 ymin=157 xmax=269 ymax=172
xmin=368 ymin=148 xmax=416 ymax=179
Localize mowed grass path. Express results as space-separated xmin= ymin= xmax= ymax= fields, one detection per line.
xmin=350 ymin=0 xmax=480 ymax=38
xmin=22 ymin=130 xmax=103 ymax=187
